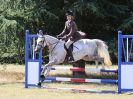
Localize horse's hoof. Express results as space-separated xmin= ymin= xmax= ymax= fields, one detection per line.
xmin=40 ymin=75 xmax=45 ymax=82
xmin=37 ymin=82 xmax=42 ymax=86
xmin=40 ymin=75 xmax=45 ymax=79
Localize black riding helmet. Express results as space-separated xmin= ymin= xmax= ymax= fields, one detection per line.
xmin=65 ymin=10 xmax=73 ymax=16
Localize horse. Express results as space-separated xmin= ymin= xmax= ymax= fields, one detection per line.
xmin=35 ymin=33 xmax=112 ymax=86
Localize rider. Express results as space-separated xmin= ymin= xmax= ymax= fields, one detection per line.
xmin=57 ymin=10 xmax=80 ymax=62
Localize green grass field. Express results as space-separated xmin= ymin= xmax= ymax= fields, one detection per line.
xmin=0 ymin=64 xmax=133 ymax=99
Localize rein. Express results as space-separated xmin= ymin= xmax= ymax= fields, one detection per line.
xmin=50 ymin=41 xmax=60 ymax=53
xmin=44 ymin=36 xmax=60 ymax=54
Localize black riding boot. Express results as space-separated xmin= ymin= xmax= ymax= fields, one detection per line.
xmin=68 ymin=46 xmax=74 ymax=62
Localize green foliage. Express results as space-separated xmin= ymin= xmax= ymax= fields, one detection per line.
xmin=106 ymin=38 xmax=118 ymax=63
xmin=0 ymin=0 xmax=133 ymax=64
xmin=119 ymin=16 xmax=133 ymax=32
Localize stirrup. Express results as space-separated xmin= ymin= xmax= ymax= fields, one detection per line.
xmin=68 ymin=57 xmax=74 ymax=63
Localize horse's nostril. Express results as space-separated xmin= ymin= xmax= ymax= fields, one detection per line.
xmin=35 ymin=46 xmax=41 ymax=53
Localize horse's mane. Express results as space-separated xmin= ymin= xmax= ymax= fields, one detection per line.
xmin=44 ymin=35 xmax=60 ymax=43
xmin=45 ymin=35 xmax=58 ymax=40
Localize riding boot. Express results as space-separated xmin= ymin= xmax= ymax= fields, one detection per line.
xmin=68 ymin=46 xmax=74 ymax=62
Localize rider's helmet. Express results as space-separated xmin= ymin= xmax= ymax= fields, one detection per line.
xmin=65 ymin=10 xmax=73 ymax=16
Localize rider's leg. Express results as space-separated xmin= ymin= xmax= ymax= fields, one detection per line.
xmin=65 ymin=39 xmax=74 ymax=61
xmin=65 ymin=39 xmax=73 ymax=49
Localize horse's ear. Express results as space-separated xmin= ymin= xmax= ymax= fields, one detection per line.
xmin=37 ymin=30 xmax=44 ymax=37
xmin=37 ymin=33 xmax=39 ymax=36
xmin=39 ymin=30 xmax=44 ymax=35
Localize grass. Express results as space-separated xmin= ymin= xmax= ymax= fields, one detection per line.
xmin=0 ymin=64 xmax=133 ymax=99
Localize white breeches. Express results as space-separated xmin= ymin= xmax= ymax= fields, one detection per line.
xmin=65 ymin=39 xmax=74 ymax=49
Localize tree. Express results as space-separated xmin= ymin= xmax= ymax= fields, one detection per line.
xmin=0 ymin=0 xmax=133 ymax=64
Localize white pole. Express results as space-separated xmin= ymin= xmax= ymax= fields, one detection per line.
xmin=32 ymin=37 xmax=35 ymax=60
xmin=126 ymin=38 xmax=128 ymax=62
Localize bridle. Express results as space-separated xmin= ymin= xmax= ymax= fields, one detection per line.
xmin=36 ymin=36 xmax=46 ymax=48
xmin=39 ymin=36 xmax=60 ymax=53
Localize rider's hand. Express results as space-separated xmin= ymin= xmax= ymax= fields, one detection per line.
xmin=56 ymin=35 xmax=59 ymax=37
xmin=62 ymin=36 xmax=67 ymax=40
xmin=56 ymin=35 xmax=60 ymax=38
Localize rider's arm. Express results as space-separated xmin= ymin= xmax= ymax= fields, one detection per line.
xmin=58 ymin=22 xmax=67 ymax=37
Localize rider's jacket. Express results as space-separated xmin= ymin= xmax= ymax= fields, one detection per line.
xmin=59 ymin=20 xmax=86 ymax=41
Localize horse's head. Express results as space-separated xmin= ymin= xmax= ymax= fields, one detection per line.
xmin=35 ymin=30 xmax=62 ymax=53
xmin=35 ymin=30 xmax=46 ymax=53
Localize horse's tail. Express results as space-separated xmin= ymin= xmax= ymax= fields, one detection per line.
xmin=95 ymin=39 xmax=112 ymax=66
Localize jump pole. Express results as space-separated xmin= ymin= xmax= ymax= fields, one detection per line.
xmin=47 ymin=66 xmax=118 ymax=73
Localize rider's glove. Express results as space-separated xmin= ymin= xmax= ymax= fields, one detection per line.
xmin=62 ymin=36 xmax=67 ymax=40
xmin=56 ymin=35 xmax=61 ymax=38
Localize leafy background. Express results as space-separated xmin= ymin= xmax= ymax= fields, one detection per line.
xmin=0 ymin=0 xmax=133 ymax=64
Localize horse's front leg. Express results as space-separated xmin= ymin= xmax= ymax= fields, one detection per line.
xmin=37 ymin=59 xmax=57 ymax=86
xmin=41 ymin=60 xmax=56 ymax=76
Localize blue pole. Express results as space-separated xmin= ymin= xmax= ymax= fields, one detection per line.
xmin=25 ymin=30 xmax=29 ymax=88
xmin=118 ymin=30 xmax=122 ymax=93
xmin=38 ymin=30 xmax=43 ymax=82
